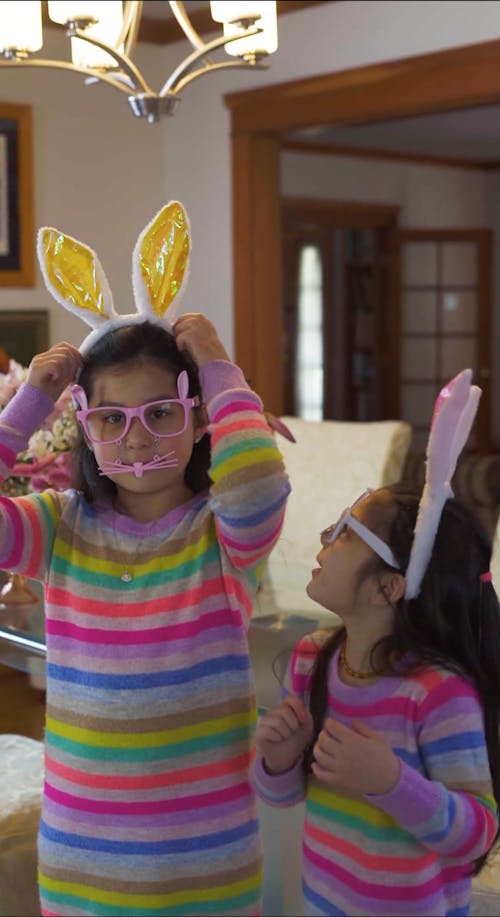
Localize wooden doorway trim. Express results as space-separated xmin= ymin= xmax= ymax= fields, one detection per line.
xmin=282 ymin=197 xmax=400 ymax=228
xmin=225 ymin=36 xmax=500 ymax=414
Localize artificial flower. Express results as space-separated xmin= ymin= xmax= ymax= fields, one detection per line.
xmin=0 ymin=359 xmax=79 ymax=495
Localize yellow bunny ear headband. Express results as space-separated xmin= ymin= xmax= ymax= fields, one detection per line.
xmin=37 ymin=201 xmax=191 ymax=354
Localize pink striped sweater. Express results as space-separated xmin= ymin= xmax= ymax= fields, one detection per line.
xmin=0 ymin=360 xmax=290 ymax=917
xmin=253 ymin=631 xmax=498 ymax=916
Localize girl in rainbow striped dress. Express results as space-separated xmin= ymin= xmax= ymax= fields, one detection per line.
xmin=253 ymin=369 xmax=500 ymax=916
xmin=0 ymin=203 xmax=290 ymax=916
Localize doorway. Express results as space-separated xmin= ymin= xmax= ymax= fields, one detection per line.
xmin=225 ymin=37 xmax=500 ymax=449
xmin=282 ymin=198 xmax=398 ymax=421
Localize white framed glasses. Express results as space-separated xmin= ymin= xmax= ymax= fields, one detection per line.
xmin=321 ymin=489 xmax=400 ymax=569
xmin=71 ymin=370 xmax=200 ymax=445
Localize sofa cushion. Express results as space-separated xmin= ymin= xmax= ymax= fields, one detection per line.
xmin=256 ymin=418 xmax=412 ymax=617
xmin=0 ymin=733 xmax=43 ymax=917
xmin=471 ymin=844 xmax=500 ymax=916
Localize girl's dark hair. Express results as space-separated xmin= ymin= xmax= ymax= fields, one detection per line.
xmin=74 ymin=321 xmax=211 ymax=504
xmin=304 ymin=483 xmax=500 ymax=874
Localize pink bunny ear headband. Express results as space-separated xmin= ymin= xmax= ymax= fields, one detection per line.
xmin=37 ymin=201 xmax=191 ymax=354
xmin=325 ymin=369 xmax=482 ymax=600
xmin=404 ymin=368 xmax=482 ymax=599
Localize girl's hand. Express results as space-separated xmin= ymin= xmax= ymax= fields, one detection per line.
xmin=255 ymin=694 xmax=314 ymax=775
xmin=173 ymin=313 xmax=231 ymax=366
xmin=26 ymin=342 xmax=83 ymax=402
xmin=311 ymin=718 xmax=401 ymax=795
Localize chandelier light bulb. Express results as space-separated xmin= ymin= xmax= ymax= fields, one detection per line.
xmin=210 ymin=1 xmax=277 ymax=57
xmin=47 ymin=1 xmax=102 ymax=24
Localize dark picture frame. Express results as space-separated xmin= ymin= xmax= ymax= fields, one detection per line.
xmin=0 ymin=310 xmax=48 ymax=368
xmin=0 ymin=102 xmax=34 ymax=287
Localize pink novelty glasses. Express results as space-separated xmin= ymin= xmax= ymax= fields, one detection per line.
xmin=71 ymin=370 xmax=200 ymax=445
xmin=321 ymin=489 xmax=401 ymax=569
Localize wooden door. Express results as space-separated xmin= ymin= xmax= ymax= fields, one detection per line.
xmin=392 ymin=229 xmax=492 ymax=451
xmin=282 ymin=199 xmax=398 ymax=421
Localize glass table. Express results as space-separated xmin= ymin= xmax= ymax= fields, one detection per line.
xmin=0 ymin=574 xmax=46 ymax=678
xmin=0 ymin=611 xmax=325 ymax=683
xmin=0 ymin=625 xmax=46 ymax=674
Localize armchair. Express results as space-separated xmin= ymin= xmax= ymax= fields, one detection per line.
xmin=255 ymin=416 xmax=412 ymax=619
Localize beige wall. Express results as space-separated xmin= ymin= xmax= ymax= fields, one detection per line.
xmin=0 ymin=31 xmax=169 ymax=348
xmin=281 ymin=152 xmax=488 ymax=227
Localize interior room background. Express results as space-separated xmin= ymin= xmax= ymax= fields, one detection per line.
xmin=1 ymin=9 xmax=500 ymax=916
xmin=0 ymin=0 xmax=499 ymax=444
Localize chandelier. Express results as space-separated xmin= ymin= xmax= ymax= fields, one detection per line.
xmin=0 ymin=1 xmax=278 ymax=122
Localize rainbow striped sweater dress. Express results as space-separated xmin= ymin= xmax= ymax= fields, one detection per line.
xmin=253 ymin=632 xmax=498 ymax=916
xmin=0 ymin=361 xmax=290 ymax=917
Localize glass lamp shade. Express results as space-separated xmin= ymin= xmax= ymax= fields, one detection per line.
xmin=210 ymin=1 xmax=277 ymax=56
xmin=210 ymin=2 xmax=262 ymax=23
xmin=0 ymin=1 xmax=43 ymax=53
xmin=48 ymin=1 xmax=124 ymax=68
xmin=48 ymin=1 xmax=118 ymax=24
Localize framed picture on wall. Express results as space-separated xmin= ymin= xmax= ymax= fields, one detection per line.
xmin=0 ymin=310 xmax=48 ymax=369
xmin=0 ymin=102 xmax=34 ymax=287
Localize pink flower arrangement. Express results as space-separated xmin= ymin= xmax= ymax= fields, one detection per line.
xmin=0 ymin=359 xmax=79 ymax=496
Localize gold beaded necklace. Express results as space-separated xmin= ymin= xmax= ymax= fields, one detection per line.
xmin=339 ymin=641 xmax=377 ymax=680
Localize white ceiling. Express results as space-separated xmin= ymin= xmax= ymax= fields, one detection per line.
xmin=289 ymin=105 xmax=500 ymax=162
xmin=142 ymin=1 xmax=211 ymax=21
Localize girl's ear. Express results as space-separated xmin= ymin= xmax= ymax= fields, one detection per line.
xmin=373 ymin=571 xmax=406 ymax=607
xmin=193 ymin=405 xmax=209 ymax=444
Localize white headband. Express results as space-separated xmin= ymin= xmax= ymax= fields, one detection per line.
xmin=404 ymin=368 xmax=481 ymax=599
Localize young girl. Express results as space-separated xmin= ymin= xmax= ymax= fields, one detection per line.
xmin=0 ymin=203 xmax=290 ymax=916
xmin=253 ymin=370 xmax=500 ymax=916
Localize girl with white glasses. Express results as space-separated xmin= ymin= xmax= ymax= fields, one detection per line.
xmin=253 ymin=369 xmax=500 ymax=917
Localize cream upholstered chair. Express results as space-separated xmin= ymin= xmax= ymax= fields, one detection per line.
xmin=0 ymin=733 xmax=44 ymax=917
xmin=471 ymin=856 xmax=500 ymax=917
xmin=254 ymin=416 xmax=412 ymax=619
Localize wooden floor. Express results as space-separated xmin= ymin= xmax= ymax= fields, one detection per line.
xmin=0 ymin=663 xmax=45 ymax=740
